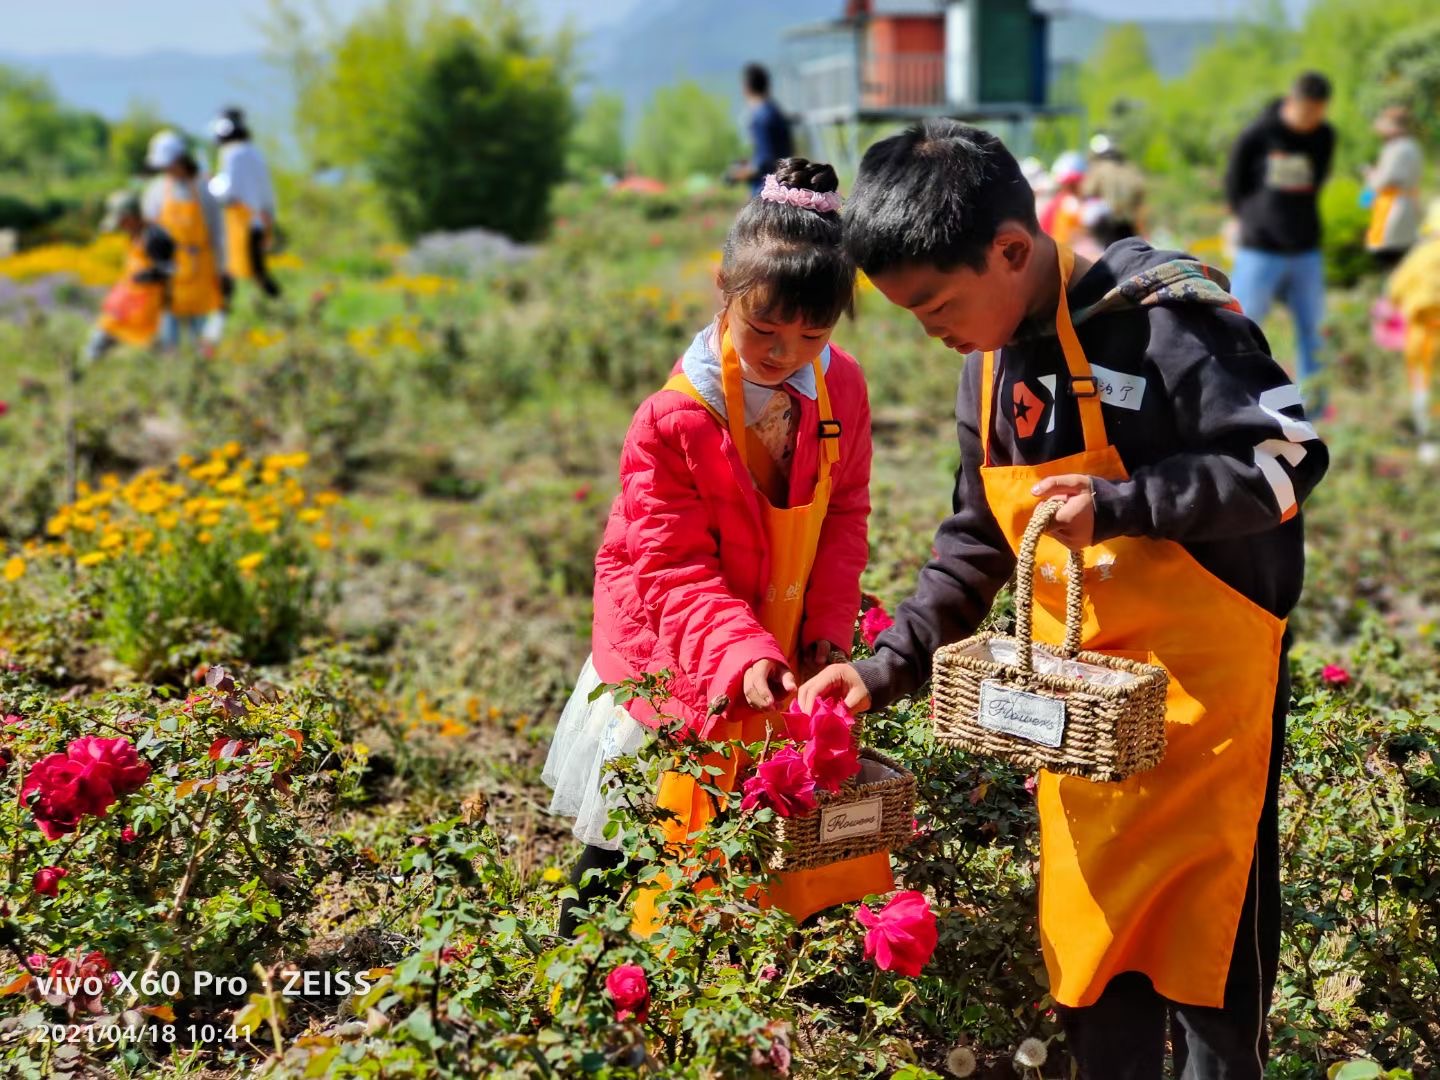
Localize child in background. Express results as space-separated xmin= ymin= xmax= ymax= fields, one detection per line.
xmin=142 ymin=130 xmax=226 ymax=357
xmin=544 ymin=157 xmax=891 ymax=937
xmin=83 ymin=191 xmax=176 ymax=365
xmin=799 ymin=120 xmax=1328 ymax=1079
xmin=1381 ymin=200 xmax=1440 ymax=463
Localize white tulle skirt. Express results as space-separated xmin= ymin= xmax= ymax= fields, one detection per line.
xmin=541 ymin=655 xmax=651 ymax=849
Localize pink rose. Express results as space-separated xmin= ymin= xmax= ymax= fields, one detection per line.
xmin=740 ymin=746 xmax=818 ymax=818
xmin=1321 ymin=664 xmax=1351 ymax=688
xmin=784 ymin=697 xmax=860 ymax=793
xmin=605 ymin=963 xmax=650 ymax=1023
xmin=855 ymin=890 xmax=938 ymax=977
xmin=1024 ymin=775 xmax=1038 ymax=796
xmin=859 ymin=605 xmax=894 ymax=649
xmin=66 ymin=736 xmax=151 ymax=795
xmin=33 ymin=867 xmax=67 ymax=897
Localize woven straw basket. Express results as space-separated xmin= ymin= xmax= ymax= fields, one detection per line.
xmin=761 ymin=748 xmax=915 ymax=871
xmin=931 ymin=499 xmax=1169 ymax=782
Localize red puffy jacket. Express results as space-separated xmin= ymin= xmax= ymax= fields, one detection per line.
xmin=591 ymin=343 xmax=872 ymax=736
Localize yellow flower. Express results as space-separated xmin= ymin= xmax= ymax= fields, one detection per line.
xmin=77 ymin=552 xmax=107 ymax=567
xmin=198 ymin=513 xmax=222 ymax=528
xmin=298 ymin=508 xmax=324 ymax=524
xmin=156 ymin=512 xmax=180 ymax=530
xmin=177 ymin=453 xmax=195 ymax=468
xmin=99 ymin=531 xmax=126 ymax=551
xmin=220 ymin=441 xmax=243 ymax=460
xmin=312 ymin=532 xmax=333 ymax=550
xmin=216 ymin=476 xmax=246 ymax=495
xmin=437 ymin=719 xmax=469 ymax=737
xmin=314 ymin=491 xmax=341 ymax=507
xmin=3 ymin=556 xmax=25 ymax=582
xmin=196 ymin=531 xmax=213 ymax=545
xmin=236 ymin=552 xmax=265 ymax=571
xmin=541 ymin=867 xmax=566 ymax=884
xmin=45 ymin=514 xmax=68 ymax=537
xmin=132 ymin=492 xmax=168 ymax=515
xmin=189 ymin=461 xmax=227 ymax=482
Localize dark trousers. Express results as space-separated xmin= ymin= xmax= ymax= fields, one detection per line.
xmin=248 ymin=227 xmax=282 ymax=298
xmin=1057 ymin=659 xmax=1290 ymax=1079
xmin=557 ymin=843 xmax=624 ymax=938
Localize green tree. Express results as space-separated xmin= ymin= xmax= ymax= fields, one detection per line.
xmin=107 ymin=102 xmax=173 ymax=177
xmin=0 ymin=64 xmax=108 ymax=178
xmin=567 ymin=92 xmax=626 ymax=181
xmin=270 ymin=0 xmax=573 ymax=241
xmin=631 ymin=82 xmax=743 ymax=183
xmin=1362 ymin=18 xmax=1440 ymax=152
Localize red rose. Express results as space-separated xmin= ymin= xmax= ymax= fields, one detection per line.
xmin=21 ymin=753 xmax=118 ymax=840
xmin=120 ymin=826 xmax=138 ymax=844
xmin=740 ymin=746 xmax=817 ymax=818
xmin=605 ymin=963 xmax=650 ymax=1023
xmin=785 ymin=698 xmax=860 ymax=793
xmin=1321 ymin=664 xmax=1351 ymax=688
xmin=855 ymin=890 xmax=938 ymax=977
xmin=859 ymin=605 xmax=894 ymax=649
xmin=33 ymin=866 xmax=67 ymax=896
xmin=67 ymin=736 xmax=151 ymax=795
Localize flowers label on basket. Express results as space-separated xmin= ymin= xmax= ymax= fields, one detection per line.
xmin=820 ymin=796 xmax=883 ymax=842
xmin=978 ymin=681 xmax=1066 ymax=749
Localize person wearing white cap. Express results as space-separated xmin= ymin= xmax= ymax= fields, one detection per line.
xmin=209 ymin=107 xmax=281 ymax=298
xmin=142 ymin=129 xmax=226 ymax=355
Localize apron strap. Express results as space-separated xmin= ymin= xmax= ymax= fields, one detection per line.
xmin=661 ymin=372 xmax=723 ymax=423
xmin=978 ymin=242 xmax=1109 ymax=462
xmin=1053 ymin=244 xmax=1109 ymax=454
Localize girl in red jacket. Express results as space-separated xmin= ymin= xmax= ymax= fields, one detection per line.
xmin=544 ymin=158 xmax=891 ymax=936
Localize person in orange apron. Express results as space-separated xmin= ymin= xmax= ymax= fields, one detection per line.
xmin=209 ymin=107 xmax=282 ymax=299
xmin=1364 ymin=106 xmax=1423 ymax=273
xmin=84 ymin=191 xmax=176 ymax=365
xmin=800 ymin=119 xmax=1329 ymax=1078
xmin=143 ymin=130 xmax=225 ymax=356
xmin=549 ymin=157 xmax=893 ymax=938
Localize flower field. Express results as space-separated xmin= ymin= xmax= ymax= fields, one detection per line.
xmin=0 ymin=184 xmax=1436 ymax=1079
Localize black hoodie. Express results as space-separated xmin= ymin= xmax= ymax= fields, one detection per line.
xmin=1225 ymin=98 xmax=1336 ymax=254
xmin=855 ymin=239 xmax=1329 ymax=708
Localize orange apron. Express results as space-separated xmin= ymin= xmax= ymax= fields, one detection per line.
xmin=977 ymin=244 xmax=1286 ymax=1008
xmin=631 ymin=329 xmax=894 ymax=936
xmin=97 ymin=238 xmax=164 ymax=347
xmin=224 ymin=202 xmax=256 ymax=280
xmin=1367 ymin=186 xmax=1416 ymax=251
xmin=158 ymin=179 xmax=222 ymax=318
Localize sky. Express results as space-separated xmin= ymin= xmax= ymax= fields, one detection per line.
xmin=3 ymin=0 xmax=1311 ymax=55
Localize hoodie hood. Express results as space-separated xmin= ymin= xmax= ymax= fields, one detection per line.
xmin=1014 ymin=238 xmax=1239 ymax=345
xmin=680 ymin=319 xmax=832 ymax=425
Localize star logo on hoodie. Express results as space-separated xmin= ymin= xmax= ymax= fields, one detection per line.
xmin=1011 ymin=376 xmax=1057 ymax=439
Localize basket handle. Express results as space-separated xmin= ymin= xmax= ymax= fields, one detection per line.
xmin=1014 ymin=498 xmax=1085 ymax=672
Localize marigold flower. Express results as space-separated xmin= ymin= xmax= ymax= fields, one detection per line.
xmin=76 ymin=552 xmax=106 ymax=567
xmin=236 ymin=552 xmax=265 ymax=571
xmin=3 ymin=556 xmax=24 ymax=582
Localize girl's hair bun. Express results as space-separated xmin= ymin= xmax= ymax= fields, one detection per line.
xmin=772 ymin=157 xmax=839 ymax=195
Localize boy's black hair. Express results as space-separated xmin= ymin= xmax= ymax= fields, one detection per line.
xmin=743 ymin=63 xmax=771 ymax=97
xmin=719 ymin=157 xmax=855 ymax=328
xmin=843 ymin=118 xmax=1038 ymax=277
xmin=1292 ymin=71 xmax=1332 ymax=103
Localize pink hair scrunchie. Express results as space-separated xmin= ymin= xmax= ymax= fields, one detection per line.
xmin=760 ymin=174 xmax=843 ymax=214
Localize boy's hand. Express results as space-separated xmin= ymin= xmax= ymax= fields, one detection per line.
xmin=1030 ymin=476 xmax=1096 ymax=551
xmin=796 ymin=664 xmax=872 ymax=714
xmin=743 ymin=658 xmax=797 ymax=710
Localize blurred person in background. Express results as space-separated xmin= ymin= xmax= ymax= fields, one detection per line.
xmin=209 ymin=106 xmax=281 ymax=299
xmin=727 ymin=63 xmax=794 ymax=196
xmin=84 ymin=191 xmax=175 ymax=364
xmin=1039 ymin=151 xmax=1086 ymax=246
xmin=1225 ymin=72 xmax=1336 ymax=411
xmin=1381 ymin=201 xmax=1440 ymax=463
xmin=1082 ymin=133 xmax=1147 ymax=247
xmin=1364 ymin=105 xmax=1424 ymax=272
xmin=142 ymin=130 xmax=225 ymax=357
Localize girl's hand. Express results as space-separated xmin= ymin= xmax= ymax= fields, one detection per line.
xmin=1030 ymin=476 xmax=1096 ymax=551
xmin=743 ymin=659 xmax=797 ymax=710
xmin=796 ymin=664 xmax=871 ymax=714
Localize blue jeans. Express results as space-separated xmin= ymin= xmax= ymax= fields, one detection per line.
xmin=160 ymin=312 xmax=224 ymax=351
xmin=1229 ymin=248 xmax=1326 ymax=409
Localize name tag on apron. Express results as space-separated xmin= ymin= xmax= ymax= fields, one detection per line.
xmin=820 ymin=797 xmax=883 ymax=841
xmin=979 ymin=681 xmax=1067 ymax=747
xmin=1088 ymin=363 xmax=1146 ymax=411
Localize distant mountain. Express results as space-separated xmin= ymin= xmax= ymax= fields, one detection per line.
xmin=1049 ymin=11 xmax=1225 ymax=79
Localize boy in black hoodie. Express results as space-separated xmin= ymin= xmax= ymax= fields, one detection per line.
xmin=798 ymin=120 xmax=1328 ymax=1079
